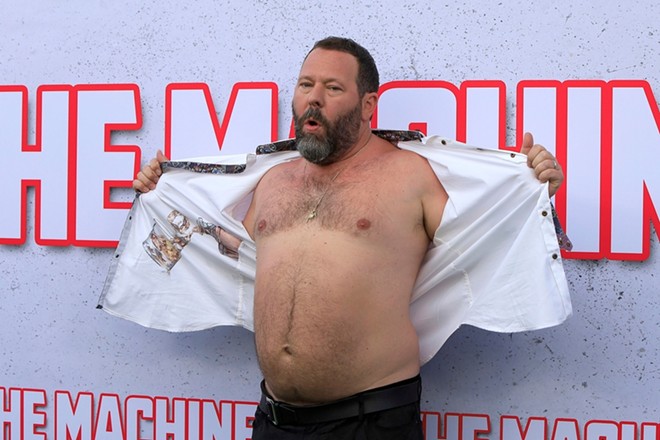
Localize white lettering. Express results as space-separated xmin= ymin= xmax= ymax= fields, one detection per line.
xmin=0 ymin=388 xmax=23 ymax=440
xmin=641 ymin=423 xmax=660 ymax=440
xmin=22 ymin=389 xmax=47 ymax=440
xmin=610 ymin=82 xmax=660 ymax=259
xmin=153 ymin=398 xmax=186 ymax=440
xmin=519 ymin=81 xmax=559 ymax=155
xmin=185 ymin=399 xmax=201 ymax=440
xmin=463 ymin=81 xmax=506 ymax=150
xmin=232 ymin=403 xmax=256 ymax=440
xmin=375 ymin=80 xmax=459 ymax=138
xmin=551 ymin=418 xmax=580 ymax=440
xmin=462 ymin=414 xmax=490 ymax=440
xmin=166 ymin=82 xmax=278 ymax=159
xmin=0 ymin=86 xmax=71 ymax=244
xmin=565 ymin=84 xmax=604 ymax=255
xmin=55 ymin=391 xmax=93 ymax=440
xmin=200 ymin=400 xmax=233 ymax=440
xmin=500 ymin=416 xmax=547 ymax=440
xmin=73 ymin=85 xmax=142 ymax=245
xmin=94 ymin=394 xmax=124 ymax=440
xmin=585 ymin=421 xmax=619 ymax=440
xmin=2 ymin=80 xmax=659 ymax=260
xmin=125 ymin=396 xmax=154 ymax=440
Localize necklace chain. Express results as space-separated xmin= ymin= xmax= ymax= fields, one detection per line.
xmin=305 ymin=134 xmax=372 ymax=222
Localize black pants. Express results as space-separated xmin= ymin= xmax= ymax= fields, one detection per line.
xmin=252 ymin=381 xmax=423 ymax=439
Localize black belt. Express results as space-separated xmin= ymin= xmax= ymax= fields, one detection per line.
xmin=258 ymin=375 xmax=421 ymax=426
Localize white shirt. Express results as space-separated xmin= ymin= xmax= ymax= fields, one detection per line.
xmin=99 ymin=134 xmax=571 ymax=365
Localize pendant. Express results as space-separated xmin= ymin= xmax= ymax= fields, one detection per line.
xmin=307 ymin=209 xmax=317 ymax=221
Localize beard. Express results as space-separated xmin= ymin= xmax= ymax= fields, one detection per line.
xmin=293 ymin=103 xmax=362 ymax=165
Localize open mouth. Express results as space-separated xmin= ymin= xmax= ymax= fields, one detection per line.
xmin=304 ymin=118 xmax=322 ymax=131
xmin=296 ymin=107 xmax=327 ymax=134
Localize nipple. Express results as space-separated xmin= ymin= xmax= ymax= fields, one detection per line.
xmin=257 ymin=219 xmax=267 ymax=232
xmin=356 ymin=218 xmax=371 ymax=230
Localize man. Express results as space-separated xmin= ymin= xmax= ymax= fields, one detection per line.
xmin=133 ymin=37 xmax=564 ymax=439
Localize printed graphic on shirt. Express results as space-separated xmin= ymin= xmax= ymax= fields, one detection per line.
xmin=143 ymin=210 xmax=238 ymax=271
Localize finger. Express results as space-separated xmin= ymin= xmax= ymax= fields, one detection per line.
xmin=132 ymin=176 xmax=150 ymax=193
xmin=132 ymin=152 xmax=166 ymax=193
xmin=156 ymin=149 xmax=168 ymax=163
xmin=148 ymin=157 xmax=163 ymax=177
xmin=141 ymin=164 xmax=160 ymax=183
xmin=136 ymin=165 xmax=161 ymax=191
xmin=532 ymin=156 xmax=564 ymax=197
xmin=538 ymin=168 xmax=564 ymax=197
xmin=526 ymin=142 xmax=557 ymax=169
xmin=530 ymin=148 xmax=557 ymax=171
xmin=534 ymin=164 xmax=562 ymax=182
xmin=521 ymin=132 xmax=534 ymax=156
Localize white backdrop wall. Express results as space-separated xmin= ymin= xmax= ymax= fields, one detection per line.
xmin=1 ymin=1 xmax=659 ymax=439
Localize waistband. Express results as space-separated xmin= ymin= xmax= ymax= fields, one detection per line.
xmin=258 ymin=375 xmax=421 ymax=426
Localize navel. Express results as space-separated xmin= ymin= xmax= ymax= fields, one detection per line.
xmin=356 ymin=218 xmax=371 ymax=230
xmin=257 ymin=219 xmax=268 ymax=232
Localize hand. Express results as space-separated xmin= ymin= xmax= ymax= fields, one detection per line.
xmin=133 ymin=150 xmax=168 ymax=193
xmin=216 ymin=227 xmax=241 ymax=260
xmin=521 ymin=132 xmax=564 ymax=197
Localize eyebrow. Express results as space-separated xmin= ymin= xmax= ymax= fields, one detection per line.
xmin=297 ymin=75 xmax=345 ymax=85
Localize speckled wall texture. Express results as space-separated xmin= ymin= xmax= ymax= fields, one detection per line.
xmin=1 ymin=0 xmax=659 ymax=438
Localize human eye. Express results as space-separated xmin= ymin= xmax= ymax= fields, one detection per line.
xmin=298 ymin=80 xmax=313 ymax=90
xmin=327 ymin=84 xmax=343 ymax=94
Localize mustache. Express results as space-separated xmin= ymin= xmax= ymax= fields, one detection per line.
xmin=297 ymin=107 xmax=329 ymax=129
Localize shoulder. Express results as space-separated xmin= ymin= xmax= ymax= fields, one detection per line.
xmin=394 ymin=147 xmax=433 ymax=167
xmin=251 ymin=157 xmax=304 ymax=201
xmin=260 ymin=157 xmax=301 ymax=182
xmin=366 ymin=141 xmax=444 ymax=202
xmin=378 ymin=142 xmax=439 ymax=183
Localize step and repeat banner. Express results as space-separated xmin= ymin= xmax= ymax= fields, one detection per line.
xmin=1 ymin=1 xmax=659 ymax=439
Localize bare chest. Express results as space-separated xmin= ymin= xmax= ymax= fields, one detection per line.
xmin=254 ymin=173 xmax=383 ymax=236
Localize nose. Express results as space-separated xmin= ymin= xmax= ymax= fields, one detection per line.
xmin=307 ymin=84 xmax=324 ymax=108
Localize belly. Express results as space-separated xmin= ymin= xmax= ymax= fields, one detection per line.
xmin=253 ymin=232 xmax=421 ymax=404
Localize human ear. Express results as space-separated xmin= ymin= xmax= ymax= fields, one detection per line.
xmin=362 ymin=92 xmax=378 ymax=121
